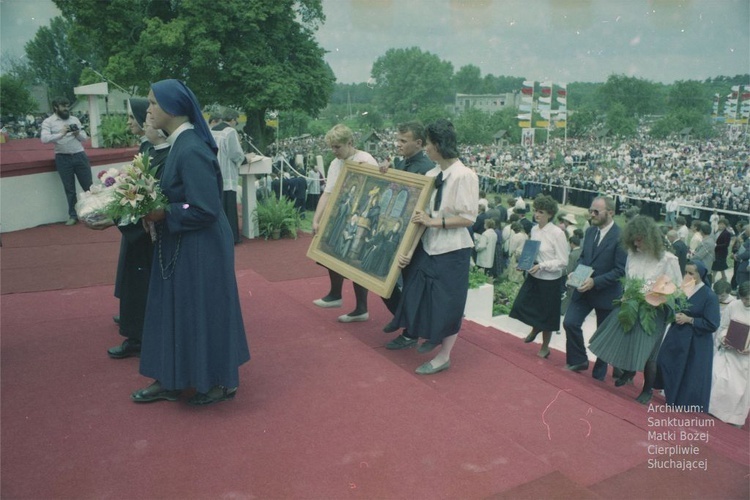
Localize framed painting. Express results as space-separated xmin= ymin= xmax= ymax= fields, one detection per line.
xmin=307 ymin=160 xmax=435 ymax=298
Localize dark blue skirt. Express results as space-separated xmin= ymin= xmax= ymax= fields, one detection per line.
xmin=391 ymin=243 xmax=471 ymax=343
xmin=509 ymin=274 xmax=563 ymax=331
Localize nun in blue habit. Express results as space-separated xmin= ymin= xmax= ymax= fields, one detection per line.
xmin=654 ymin=260 xmax=720 ymax=411
xmin=131 ymin=79 xmax=250 ymax=406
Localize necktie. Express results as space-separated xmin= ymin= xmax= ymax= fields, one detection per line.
xmin=593 ymin=229 xmax=601 ymax=247
xmin=433 ymin=172 xmax=444 ymax=212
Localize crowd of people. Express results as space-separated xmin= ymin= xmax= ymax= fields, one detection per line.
xmin=485 ymin=191 xmax=749 ymax=426
xmin=34 ymin=86 xmax=749 ymax=427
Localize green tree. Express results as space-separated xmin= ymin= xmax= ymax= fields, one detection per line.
xmin=0 ymin=75 xmax=39 ymax=117
xmin=667 ymin=80 xmax=711 ymax=113
xmin=481 ymin=75 xmax=524 ymax=94
xmin=370 ymin=47 xmax=454 ymax=116
xmin=605 ymin=102 xmax=637 ymax=137
xmin=649 ymin=109 xmax=715 ymax=140
xmin=487 ymin=108 xmax=521 ymax=144
xmin=596 ymin=74 xmax=662 ymax=117
xmin=567 ymin=106 xmax=599 ymax=138
xmin=453 ymin=64 xmax=483 ymax=94
xmin=24 ymin=17 xmax=88 ymax=103
xmin=454 ymin=108 xmax=499 ymax=145
xmin=416 ymin=105 xmax=453 ymax=127
xmin=53 ymin=0 xmax=334 ymax=150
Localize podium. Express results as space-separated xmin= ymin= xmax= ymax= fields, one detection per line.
xmin=73 ymin=82 xmax=108 ymax=148
xmin=239 ymin=153 xmax=272 ymax=239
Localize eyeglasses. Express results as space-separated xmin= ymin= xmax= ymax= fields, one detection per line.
xmin=588 ymin=209 xmax=600 ymax=216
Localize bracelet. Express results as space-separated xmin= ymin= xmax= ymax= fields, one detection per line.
xmin=442 ymin=217 xmax=446 ymax=229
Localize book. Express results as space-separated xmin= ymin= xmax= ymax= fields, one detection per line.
xmin=567 ymin=264 xmax=594 ymax=288
xmin=516 ymin=239 xmax=541 ymax=271
xmin=724 ymin=319 xmax=750 ymax=351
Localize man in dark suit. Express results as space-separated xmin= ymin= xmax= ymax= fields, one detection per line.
xmin=563 ymin=196 xmax=627 ymax=380
xmin=667 ymin=229 xmax=688 ymax=275
xmin=472 ymin=205 xmax=489 ymax=235
xmin=379 ymin=121 xmax=436 ymax=351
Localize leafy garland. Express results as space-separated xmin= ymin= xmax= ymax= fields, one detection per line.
xmin=613 ymin=276 xmax=689 ymax=334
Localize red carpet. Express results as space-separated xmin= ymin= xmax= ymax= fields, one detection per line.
xmin=1 ymin=224 xmax=748 ymax=499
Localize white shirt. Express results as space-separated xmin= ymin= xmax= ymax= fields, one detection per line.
xmin=324 ymin=150 xmax=377 ymax=194
xmin=625 ymin=250 xmax=683 ymax=286
xmin=421 ymin=161 xmax=478 ymax=256
xmin=594 ymin=219 xmax=615 ymax=246
xmin=40 ymin=113 xmax=87 ymax=154
xmin=211 ymin=125 xmax=245 ymax=191
xmin=530 ymin=222 xmax=570 ymax=280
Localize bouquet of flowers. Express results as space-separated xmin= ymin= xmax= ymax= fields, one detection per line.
xmin=614 ymin=274 xmax=691 ymax=334
xmin=75 ymin=167 xmax=120 ymax=228
xmin=104 ymin=153 xmax=169 ymax=230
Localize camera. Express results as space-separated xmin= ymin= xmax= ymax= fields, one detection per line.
xmin=69 ymin=123 xmax=79 ymax=132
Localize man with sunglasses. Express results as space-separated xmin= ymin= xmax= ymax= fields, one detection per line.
xmin=563 ymin=196 xmax=627 ymax=380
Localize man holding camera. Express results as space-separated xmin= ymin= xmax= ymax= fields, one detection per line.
xmin=41 ymin=96 xmax=92 ymax=225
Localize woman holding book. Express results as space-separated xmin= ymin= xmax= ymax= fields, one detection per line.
xmin=708 ymin=281 xmax=750 ymax=426
xmin=589 ymin=216 xmax=682 ymax=403
xmin=509 ymin=194 xmax=569 ymax=359
xmin=655 ymin=260 xmax=720 ymax=412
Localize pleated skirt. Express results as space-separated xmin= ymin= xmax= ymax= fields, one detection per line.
xmin=588 ymin=306 xmax=668 ymax=372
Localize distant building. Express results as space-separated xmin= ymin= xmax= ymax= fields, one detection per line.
xmin=452 ymin=93 xmax=520 ymax=115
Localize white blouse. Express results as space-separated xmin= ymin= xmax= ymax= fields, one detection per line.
xmin=625 ymin=250 xmax=683 ymax=286
xmin=324 ymin=150 xmax=377 ymax=194
xmin=421 ymin=161 xmax=478 ymax=256
xmin=530 ymin=222 xmax=569 ymax=280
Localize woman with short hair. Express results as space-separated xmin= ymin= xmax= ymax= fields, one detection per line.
xmin=385 ymin=119 xmax=478 ymax=374
xmin=510 ymin=194 xmax=570 ymax=359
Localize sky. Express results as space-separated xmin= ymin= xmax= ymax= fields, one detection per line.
xmin=2 ymin=0 xmax=748 ymax=85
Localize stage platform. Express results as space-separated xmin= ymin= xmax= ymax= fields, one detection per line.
xmin=1 ymin=223 xmax=747 ymax=499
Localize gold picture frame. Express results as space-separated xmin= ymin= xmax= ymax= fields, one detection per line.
xmin=307 ymin=161 xmax=435 ymax=298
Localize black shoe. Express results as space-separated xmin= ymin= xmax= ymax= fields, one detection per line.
xmin=636 ymin=390 xmax=653 ymax=405
xmin=108 ymin=339 xmax=141 ymax=359
xmin=188 ymin=386 xmax=237 ymax=406
xmin=566 ymin=362 xmax=589 ymax=372
xmin=615 ymin=370 xmax=636 ymax=387
xmin=131 ymin=382 xmax=181 ymax=403
xmin=386 ymin=334 xmax=417 ymax=350
xmin=612 ymin=367 xmax=624 ymax=380
xmin=523 ymin=331 xmax=539 ymax=343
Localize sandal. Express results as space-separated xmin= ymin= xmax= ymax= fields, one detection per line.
xmin=188 ymin=386 xmax=237 ymax=406
xmin=131 ymin=381 xmax=181 ymax=403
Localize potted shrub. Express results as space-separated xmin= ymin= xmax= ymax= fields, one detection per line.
xmin=253 ymin=197 xmax=301 ymax=240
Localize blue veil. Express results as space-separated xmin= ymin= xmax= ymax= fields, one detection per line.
xmin=689 ymin=259 xmax=711 ymax=287
xmin=151 ymin=79 xmax=217 ymax=153
xmin=127 ymin=98 xmax=149 ymax=129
